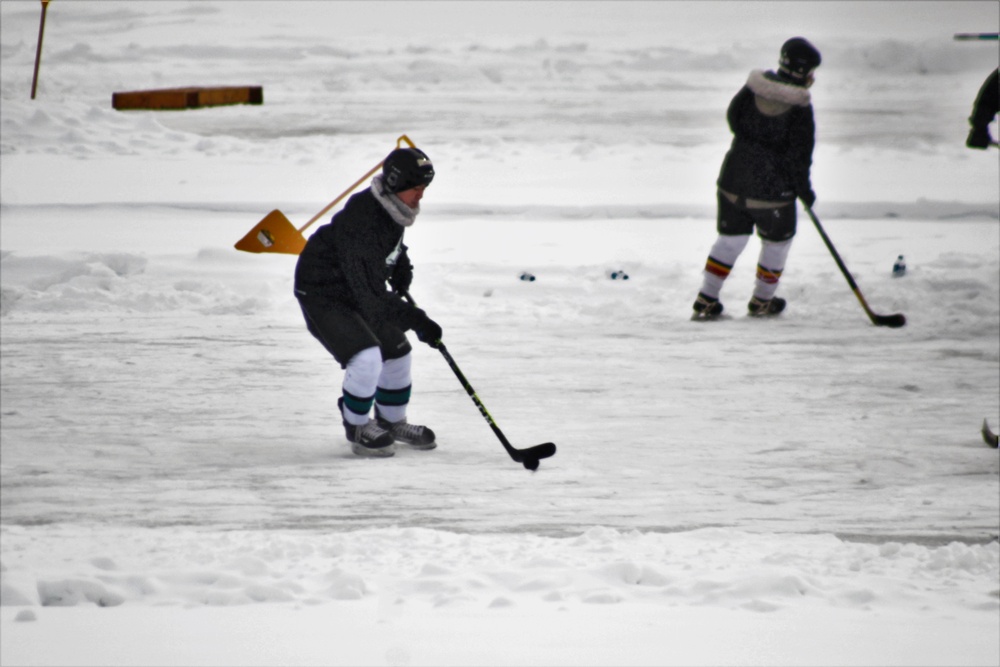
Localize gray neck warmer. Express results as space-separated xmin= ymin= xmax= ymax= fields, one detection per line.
xmin=372 ymin=174 xmax=419 ymax=227
xmin=747 ymin=69 xmax=812 ymax=107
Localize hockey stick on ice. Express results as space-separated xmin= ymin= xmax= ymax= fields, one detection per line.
xmin=401 ymin=291 xmax=557 ymax=470
xmin=983 ymin=419 xmax=999 ymax=448
xmin=803 ymin=204 xmax=906 ymax=328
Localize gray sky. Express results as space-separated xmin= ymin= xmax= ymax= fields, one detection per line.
xmin=281 ymin=1 xmax=999 ymax=47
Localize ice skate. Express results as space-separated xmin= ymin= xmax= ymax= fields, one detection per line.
xmin=344 ymin=421 xmax=396 ymax=457
xmin=340 ymin=398 xmax=396 ymax=457
xmin=691 ymin=292 xmax=724 ymax=320
xmin=376 ymin=411 xmax=437 ymax=450
xmin=748 ymin=295 xmax=786 ymax=317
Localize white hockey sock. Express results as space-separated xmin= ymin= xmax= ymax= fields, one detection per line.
xmin=341 ymin=346 xmax=383 ymax=426
xmin=375 ymin=353 xmax=412 ymax=423
xmin=752 ymin=238 xmax=793 ymax=301
xmin=700 ymin=234 xmax=751 ymax=299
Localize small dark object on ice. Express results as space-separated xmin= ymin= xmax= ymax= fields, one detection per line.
xmin=523 ymin=457 xmax=540 ymax=471
xmin=983 ymin=419 xmax=999 ymax=448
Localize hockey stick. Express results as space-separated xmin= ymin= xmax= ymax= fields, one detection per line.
xmin=803 ymin=204 xmax=906 ymax=328
xmin=401 ymin=292 xmax=556 ymax=470
xmin=983 ymin=419 xmax=999 ymax=448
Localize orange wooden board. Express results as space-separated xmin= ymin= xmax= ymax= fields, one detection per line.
xmin=112 ymin=86 xmax=263 ymax=110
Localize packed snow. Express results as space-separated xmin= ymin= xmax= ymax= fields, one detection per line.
xmin=1 ymin=2 xmax=998 ymax=666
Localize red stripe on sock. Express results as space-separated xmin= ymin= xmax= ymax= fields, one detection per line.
xmin=756 ymin=265 xmax=782 ymax=284
xmin=705 ymin=259 xmax=731 ymax=278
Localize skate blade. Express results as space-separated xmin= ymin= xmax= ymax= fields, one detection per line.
xmin=690 ymin=312 xmax=729 ymax=322
xmin=351 ymin=442 xmax=397 ymax=457
xmin=400 ymin=440 xmax=437 ymax=451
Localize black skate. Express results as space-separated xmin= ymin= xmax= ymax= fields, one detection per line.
xmin=340 ymin=398 xmax=395 ymax=457
xmin=748 ymin=296 xmax=786 ymax=317
xmin=376 ymin=411 xmax=437 ymax=450
xmin=691 ymin=292 xmax=724 ymax=320
xmin=345 ymin=421 xmax=396 ymax=457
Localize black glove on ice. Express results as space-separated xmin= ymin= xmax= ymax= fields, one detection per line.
xmin=410 ymin=308 xmax=442 ymax=348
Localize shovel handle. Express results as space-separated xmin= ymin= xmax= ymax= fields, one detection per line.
xmin=296 ymin=134 xmax=417 ymax=234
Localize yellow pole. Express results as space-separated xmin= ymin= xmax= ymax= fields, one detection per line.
xmin=31 ymin=0 xmax=51 ymax=99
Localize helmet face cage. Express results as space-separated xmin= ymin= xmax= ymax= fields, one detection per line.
xmin=383 ymin=148 xmax=435 ymax=193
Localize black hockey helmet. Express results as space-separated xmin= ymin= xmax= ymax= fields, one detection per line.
xmin=382 ymin=147 xmax=434 ymax=194
xmin=779 ymin=37 xmax=821 ymax=80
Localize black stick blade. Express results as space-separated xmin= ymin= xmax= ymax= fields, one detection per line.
xmin=983 ymin=419 xmax=999 ymax=448
xmin=511 ymin=442 xmax=557 ymax=465
xmin=873 ymin=313 xmax=906 ymax=328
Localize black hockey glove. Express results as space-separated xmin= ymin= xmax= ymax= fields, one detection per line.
xmin=389 ymin=252 xmax=413 ymax=294
xmin=410 ymin=308 xmax=442 ymax=349
xmin=799 ymin=188 xmax=816 ymax=208
xmin=966 ymin=126 xmax=993 ymax=150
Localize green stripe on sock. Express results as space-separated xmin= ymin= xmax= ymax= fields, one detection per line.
xmin=343 ymin=391 xmax=374 ymax=416
xmin=375 ymin=385 xmax=411 ymax=407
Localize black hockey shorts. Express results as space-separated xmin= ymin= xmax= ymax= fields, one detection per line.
xmin=297 ymin=296 xmax=411 ymax=369
xmin=716 ymin=191 xmax=797 ymax=242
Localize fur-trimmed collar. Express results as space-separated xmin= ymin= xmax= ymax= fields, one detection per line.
xmin=747 ymin=69 xmax=812 ymax=107
xmin=371 ymin=174 xmax=419 ymax=227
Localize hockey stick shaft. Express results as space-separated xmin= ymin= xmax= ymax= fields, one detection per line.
xmin=803 ymin=204 xmax=906 ymax=328
xmin=399 ymin=291 xmax=556 ymax=465
xmin=435 ymin=342 xmax=522 ymax=458
xmin=432 ymin=345 xmax=556 ymax=464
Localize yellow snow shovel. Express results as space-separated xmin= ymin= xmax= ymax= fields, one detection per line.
xmin=234 ymin=134 xmax=417 ymax=255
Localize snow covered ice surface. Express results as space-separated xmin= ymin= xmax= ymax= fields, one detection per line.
xmin=1 ymin=2 xmax=998 ymax=666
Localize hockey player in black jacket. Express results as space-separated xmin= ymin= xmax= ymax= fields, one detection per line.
xmin=966 ymin=68 xmax=999 ymax=149
xmin=295 ymin=147 xmax=442 ymax=457
xmin=692 ymin=37 xmax=821 ymax=320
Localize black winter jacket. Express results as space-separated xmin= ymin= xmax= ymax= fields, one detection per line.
xmin=294 ymin=187 xmax=417 ymax=329
xmin=717 ymin=70 xmax=815 ymax=203
xmin=970 ymin=68 xmax=999 ymax=130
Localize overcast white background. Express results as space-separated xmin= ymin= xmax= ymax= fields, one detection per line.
xmin=1 ymin=2 xmax=998 ymax=666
